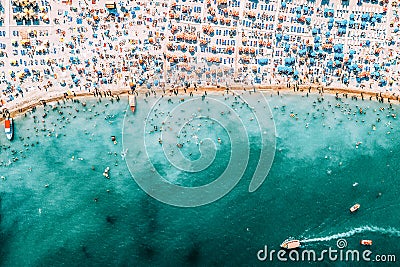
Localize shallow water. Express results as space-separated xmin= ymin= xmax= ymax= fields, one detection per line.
xmin=0 ymin=92 xmax=399 ymax=266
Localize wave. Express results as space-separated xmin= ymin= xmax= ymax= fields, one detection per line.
xmin=301 ymin=225 xmax=400 ymax=243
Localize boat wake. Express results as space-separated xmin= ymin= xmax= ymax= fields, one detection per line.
xmin=301 ymin=226 xmax=400 ymax=243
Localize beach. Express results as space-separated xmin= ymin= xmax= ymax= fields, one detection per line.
xmin=0 ymin=0 xmax=400 ymax=117
xmin=2 ymin=82 xmax=400 ymax=122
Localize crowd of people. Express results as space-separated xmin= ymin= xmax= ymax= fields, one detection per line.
xmin=0 ymin=0 xmax=400 ymax=108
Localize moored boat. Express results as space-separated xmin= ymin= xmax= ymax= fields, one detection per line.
xmin=360 ymin=240 xmax=372 ymax=246
xmin=4 ymin=117 xmax=13 ymax=140
xmin=129 ymin=95 xmax=136 ymax=113
xmin=281 ymin=239 xmax=301 ymax=249
xmin=350 ymin=203 xmax=360 ymax=212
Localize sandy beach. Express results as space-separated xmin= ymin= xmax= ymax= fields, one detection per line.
xmin=1 ymin=0 xmax=400 ymax=120
xmin=1 ymin=83 xmax=398 ymax=123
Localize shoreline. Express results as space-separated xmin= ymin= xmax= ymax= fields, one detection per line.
xmin=1 ymin=84 xmax=399 ymax=122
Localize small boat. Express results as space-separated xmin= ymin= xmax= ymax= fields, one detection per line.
xmin=103 ymin=167 xmax=110 ymax=178
xmin=360 ymin=240 xmax=372 ymax=246
xmin=281 ymin=239 xmax=301 ymax=249
xmin=129 ymin=95 xmax=136 ymax=113
xmin=350 ymin=203 xmax=360 ymax=212
xmin=4 ymin=117 xmax=13 ymax=140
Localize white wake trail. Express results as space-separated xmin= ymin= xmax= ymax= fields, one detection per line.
xmin=301 ymin=226 xmax=400 ymax=243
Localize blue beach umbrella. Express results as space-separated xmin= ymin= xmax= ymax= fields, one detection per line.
xmin=258 ymin=58 xmax=268 ymax=65
xmin=293 ymin=70 xmax=299 ymax=80
xmin=361 ymin=22 xmax=367 ymax=29
xmin=312 ymin=28 xmax=318 ymax=35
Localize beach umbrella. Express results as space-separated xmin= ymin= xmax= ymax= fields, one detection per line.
xmin=284 ymin=43 xmax=290 ymax=51
xmin=361 ymin=22 xmax=367 ymax=29
xmin=312 ymin=28 xmax=318 ymax=35
xmin=325 ymin=31 xmax=331 ymax=37
xmin=305 ymin=17 xmax=311 ymax=24
xmin=154 ymin=80 xmax=159 ymax=86
xmin=258 ymin=58 xmax=268 ymax=65
xmin=298 ymin=49 xmax=306 ymax=56
xmin=349 ymin=14 xmax=355 ymax=20
xmin=361 ymin=13 xmax=368 ymax=20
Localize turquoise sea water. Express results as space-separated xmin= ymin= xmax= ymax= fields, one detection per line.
xmin=0 ymin=92 xmax=399 ymax=266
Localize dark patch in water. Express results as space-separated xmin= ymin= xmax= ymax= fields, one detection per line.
xmin=106 ymin=215 xmax=116 ymax=225
xmin=81 ymin=245 xmax=90 ymax=258
xmin=185 ymin=242 xmax=201 ymax=265
xmin=138 ymin=243 xmax=156 ymax=260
